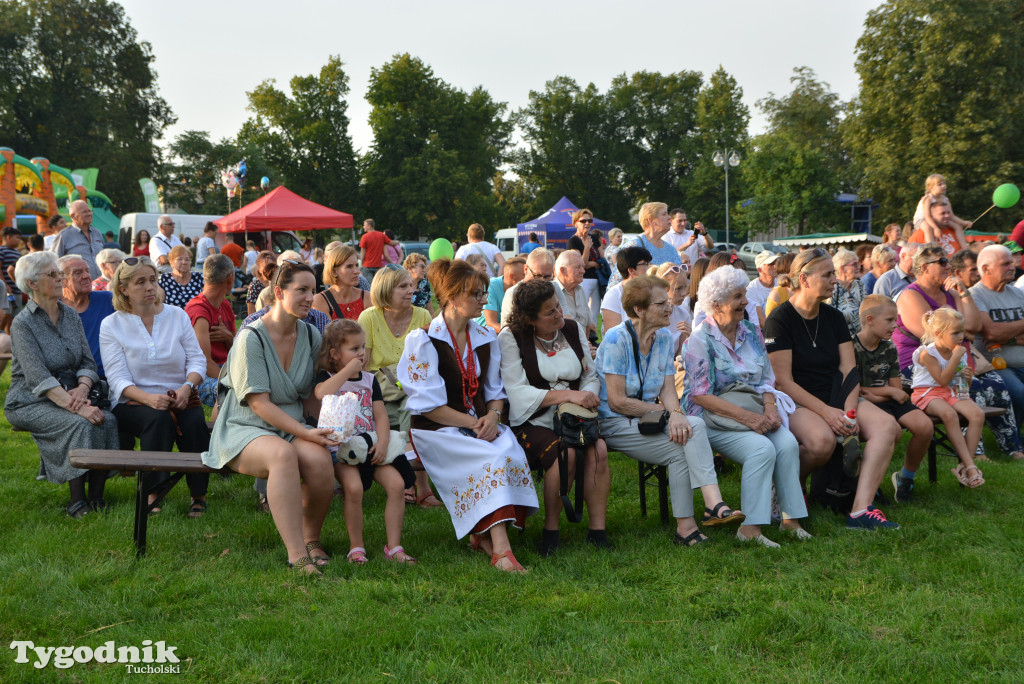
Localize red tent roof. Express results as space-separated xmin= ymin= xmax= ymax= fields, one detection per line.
xmin=214 ymin=186 xmax=353 ymax=233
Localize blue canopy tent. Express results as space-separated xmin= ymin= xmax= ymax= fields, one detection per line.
xmin=517 ymin=197 xmax=614 ymax=252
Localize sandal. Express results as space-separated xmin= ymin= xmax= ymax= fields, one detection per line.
xmin=416 ymin=492 xmax=443 ymax=508
xmin=673 ymin=529 xmax=711 ymax=547
xmin=346 ymin=547 xmax=368 ymax=564
xmin=951 ymin=464 xmax=970 ymax=487
xmin=188 ymin=499 xmax=207 ymax=519
xmin=469 ymin=534 xmax=492 ymax=555
xmin=404 ymin=488 xmax=417 ymax=505
xmin=306 ymin=541 xmax=331 ymax=566
xmin=383 ymin=544 xmax=417 ymax=564
xmin=286 ymin=556 xmax=322 ymax=576
xmin=490 ymin=550 xmax=527 ymax=574
xmin=256 ymin=492 xmax=271 ymax=514
xmin=701 ymin=502 xmax=745 ymax=527
xmin=66 ymin=499 xmax=90 ymax=519
xmin=964 ymin=465 xmax=985 ymax=489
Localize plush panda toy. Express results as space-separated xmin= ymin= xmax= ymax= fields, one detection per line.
xmin=335 ymin=429 xmax=407 ymax=466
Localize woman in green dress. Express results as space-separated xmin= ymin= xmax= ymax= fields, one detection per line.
xmin=203 ymin=260 xmax=338 ymax=575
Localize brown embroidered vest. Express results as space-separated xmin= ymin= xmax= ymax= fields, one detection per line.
xmin=509 ymin=318 xmax=586 ymax=426
xmin=411 ymin=331 xmax=492 ymax=432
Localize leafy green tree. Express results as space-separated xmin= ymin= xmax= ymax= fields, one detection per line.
xmin=686 ymin=67 xmax=750 ymax=237
xmin=737 ymin=68 xmax=848 ymax=235
xmin=236 ymin=56 xmax=359 ymax=215
xmin=0 ymin=0 xmax=175 ymax=211
xmin=511 ymin=76 xmax=631 ymax=226
xmin=844 ymin=0 xmax=1024 ymax=230
xmin=362 ymin=54 xmax=511 ymax=240
xmin=605 ymin=70 xmax=704 ymax=212
xmin=159 ymin=131 xmax=270 ymax=216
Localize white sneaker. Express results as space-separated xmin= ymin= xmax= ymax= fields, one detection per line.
xmin=781 ymin=525 xmax=813 ymax=541
xmin=736 ymin=529 xmax=780 ymax=548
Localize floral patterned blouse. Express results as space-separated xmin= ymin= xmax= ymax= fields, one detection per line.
xmin=830 ymin=278 xmax=865 ymax=337
xmin=682 ymin=316 xmax=776 ymax=417
xmin=411 ymin=277 xmax=432 ymax=309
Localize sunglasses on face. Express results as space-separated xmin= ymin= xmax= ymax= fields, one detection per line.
xmin=926 ymin=257 xmax=950 ymax=267
xmin=578 ymin=218 xmax=594 ymax=224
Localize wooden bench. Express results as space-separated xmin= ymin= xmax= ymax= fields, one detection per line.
xmin=926 ymin=406 xmax=1006 ymax=482
xmin=69 ymin=449 xmax=223 ymax=558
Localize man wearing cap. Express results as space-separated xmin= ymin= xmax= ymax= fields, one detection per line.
xmin=51 ymin=200 xmax=106 ymax=280
xmin=149 ymin=215 xmax=183 ymax=274
xmin=746 ymin=250 xmax=778 ymax=310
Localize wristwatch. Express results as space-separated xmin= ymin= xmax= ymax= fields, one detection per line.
xmin=184 ymin=381 xmax=195 ymax=390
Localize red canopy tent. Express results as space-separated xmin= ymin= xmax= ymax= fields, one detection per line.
xmin=214 ymin=186 xmax=354 ymax=233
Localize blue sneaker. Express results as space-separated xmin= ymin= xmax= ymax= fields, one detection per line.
xmin=891 ymin=471 xmax=914 ymax=503
xmin=846 ymin=506 xmax=900 ymax=531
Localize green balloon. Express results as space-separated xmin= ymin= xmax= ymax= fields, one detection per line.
xmin=992 ymin=183 xmax=1020 ymax=209
xmin=428 ymin=238 xmax=454 ymax=261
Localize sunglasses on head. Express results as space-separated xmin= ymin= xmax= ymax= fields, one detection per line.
xmin=274 ymin=259 xmax=303 ymax=287
xmin=663 ymin=264 xmax=690 ymax=275
xmin=383 ymin=263 xmax=403 ymax=271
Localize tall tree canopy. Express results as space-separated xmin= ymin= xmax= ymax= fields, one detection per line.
xmin=0 ymin=0 xmax=175 ymax=211
xmin=738 ymin=67 xmax=848 ymax=235
xmin=844 ymin=0 xmax=1024 ymax=229
xmin=362 ymin=54 xmax=511 ymax=240
xmin=237 ymin=56 xmax=359 ymax=215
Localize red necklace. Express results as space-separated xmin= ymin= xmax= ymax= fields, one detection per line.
xmin=443 ymin=316 xmax=479 ymax=411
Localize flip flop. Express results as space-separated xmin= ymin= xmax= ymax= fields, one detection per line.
xmin=404 ymin=488 xmax=416 ymax=505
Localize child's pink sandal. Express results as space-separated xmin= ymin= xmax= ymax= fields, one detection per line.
xmin=346 ymin=547 xmax=368 ymax=564
xmin=383 ymin=544 xmax=417 ymax=564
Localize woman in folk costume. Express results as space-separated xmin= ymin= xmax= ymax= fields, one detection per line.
xmin=399 ymin=259 xmax=538 ymax=574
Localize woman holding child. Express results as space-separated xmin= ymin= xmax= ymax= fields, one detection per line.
xmin=893 ymin=245 xmax=1022 ymax=460
xmin=203 ymin=260 xmax=337 ymax=575
xmin=684 ymin=267 xmax=810 ymax=547
xmin=764 ymin=249 xmax=901 ymax=530
xmin=399 ymin=259 xmax=538 ymax=574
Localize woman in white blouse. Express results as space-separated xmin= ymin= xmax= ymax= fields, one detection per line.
xmin=399 ymin=259 xmax=538 ymax=574
xmin=498 ymin=279 xmax=610 ymax=556
xmin=99 ymin=256 xmax=210 ymax=517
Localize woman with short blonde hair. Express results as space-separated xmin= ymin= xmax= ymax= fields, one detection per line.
xmin=158 ymin=245 xmax=203 ymax=308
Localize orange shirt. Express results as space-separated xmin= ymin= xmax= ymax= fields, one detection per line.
xmin=908 ymin=225 xmax=962 ymax=256
xmin=220 ymin=242 xmax=244 ymax=268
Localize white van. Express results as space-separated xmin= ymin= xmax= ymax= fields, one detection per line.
xmin=495 ymin=228 xmax=518 ymax=259
xmin=119 ymin=212 xmax=303 ymax=257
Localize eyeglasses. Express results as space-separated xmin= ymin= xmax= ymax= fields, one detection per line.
xmin=925 ymin=257 xmax=950 ymax=267
xmin=527 ymin=265 xmax=555 ymax=281
xmin=161 ymin=222 xmax=175 ymax=227
xmin=42 ymin=270 xmax=64 ymax=280
xmin=578 ymin=218 xmax=594 ymax=224
xmin=468 ymin=290 xmax=487 ymax=300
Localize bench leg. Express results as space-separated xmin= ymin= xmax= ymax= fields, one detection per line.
xmin=657 ymin=466 xmax=670 ymax=525
xmin=638 ymin=462 xmax=647 ymax=518
xmin=133 ymin=471 xmax=187 ymax=558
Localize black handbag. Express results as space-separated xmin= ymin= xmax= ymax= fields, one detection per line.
xmin=56 ymin=370 xmax=110 ymax=411
xmin=551 ymin=402 xmax=599 ymax=524
xmin=626 ymin=320 xmax=668 ymax=435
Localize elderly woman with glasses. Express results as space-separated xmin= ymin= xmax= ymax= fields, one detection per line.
xmin=830 ymin=248 xmax=866 ymax=337
xmin=765 ymin=249 xmax=901 ymax=530
xmin=862 ymin=245 xmax=896 ymax=295
xmin=399 ymin=259 xmax=538 ymax=574
xmin=684 ymin=267 xmax=810 ymax=547
xmin=158 ymin=245 xmax=204 ymax=308
xmin=894 ymin=244 xmax=1021 ymax=459
xmin=92 ymin=248 xmax=126 ymax=291
xmin=4 ymin=251 xmax=119 ymax=518
xmin=597 ymin=275 xmax=743 ymax=547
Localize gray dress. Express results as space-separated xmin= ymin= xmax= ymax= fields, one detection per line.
xmin=202 ymin=319 xmax=321 ymax=470
xmin=4 ymin=299 xmax=119 ymax=484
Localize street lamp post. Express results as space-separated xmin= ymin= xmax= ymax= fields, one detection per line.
xmin=712 ymin=150 xmax=741 ymax=248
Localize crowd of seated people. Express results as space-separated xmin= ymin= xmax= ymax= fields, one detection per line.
xmin=6 ymin=203 xmax=1024 ymax=577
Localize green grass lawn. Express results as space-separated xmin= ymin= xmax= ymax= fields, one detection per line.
xmin=1 ymin=365 xmax=1022 ymax=683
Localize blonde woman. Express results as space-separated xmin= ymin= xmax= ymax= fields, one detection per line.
xmin=313 ymin=244 xmax=371 ymax=321
xmin=830 ymin=248 xmax=866 ymax=336
xmin=158 ymin=245 xmax=204 ymax=308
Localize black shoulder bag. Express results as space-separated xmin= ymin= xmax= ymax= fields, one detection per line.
xmin=627 ymin=320 xmax=667 ymax=434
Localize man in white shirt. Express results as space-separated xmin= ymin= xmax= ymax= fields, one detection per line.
xmin=454 ymin=223 xmax=505 ymax=278
xmin=500 ymin=248 xmax=566 ymax=325
xmin=554 ymin=249 xmax=594 ymax=337
xmin=662 ymin=209 xmax=713 ymax=265
xmin=875 ymin=242 xmax=919 ymax=300
xmin=746 ymin=251 xmax=778 ymax=310
xmin=149 ymin=215 xmax=183 ymax=273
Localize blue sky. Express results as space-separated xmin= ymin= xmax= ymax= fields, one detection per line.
xmin=121 ymin=0 xmax=882 ymax=153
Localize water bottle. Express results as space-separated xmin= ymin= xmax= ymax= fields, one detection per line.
xmin=953 ymin=358 xmax=970 ymax=400
xmin=836 ymin=409 xmax=857 ymax=443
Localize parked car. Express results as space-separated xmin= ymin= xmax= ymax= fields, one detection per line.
xmin=738 ymin=241 xmax=789 ymax=278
